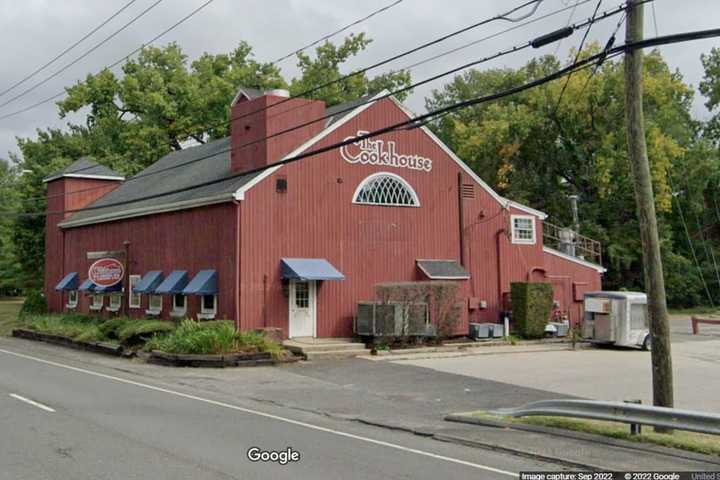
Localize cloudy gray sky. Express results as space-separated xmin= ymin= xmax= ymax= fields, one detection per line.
xmin=0 ymin=0 xmax=717 ymax=161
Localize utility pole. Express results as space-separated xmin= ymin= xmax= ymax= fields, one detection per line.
xmin=624 ymin=0 xmax=674 ymax=414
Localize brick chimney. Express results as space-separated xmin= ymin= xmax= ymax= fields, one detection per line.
xmin=230 ymin=89 xmax=326 ymax=174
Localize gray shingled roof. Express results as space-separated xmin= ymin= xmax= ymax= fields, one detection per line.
xmin=43 ymin=156 xmax=124 ymax=183
xmin=58 ymin=94 xmax=376 ymax=228
xmin=59 ymin=137 xmax=264 ymax=228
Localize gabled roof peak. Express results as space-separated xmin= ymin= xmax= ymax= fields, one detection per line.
xmin=43 ymin=156 xmax=125 ymax=183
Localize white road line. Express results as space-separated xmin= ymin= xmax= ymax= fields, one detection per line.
xmin=9 ymin=393 xmax=55 ymax=412
xmin=0 ymin=348 xmax=515 ymax=477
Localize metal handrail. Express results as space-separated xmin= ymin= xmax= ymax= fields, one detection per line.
xmin=543 ymin=222 xmax=602 ymax=266
xmin=490 ymin=399 xmax=720 ymax=435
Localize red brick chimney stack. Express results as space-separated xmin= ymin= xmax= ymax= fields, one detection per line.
xmin=230 ymin=89 xmax=326 ymax=174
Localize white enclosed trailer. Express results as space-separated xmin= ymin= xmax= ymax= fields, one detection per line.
xmin=582 ymin=291 xmax=651 ymax=350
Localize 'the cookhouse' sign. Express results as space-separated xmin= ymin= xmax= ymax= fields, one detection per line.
xmin=341 ymin=130 xmax=433 ymax=172
xmin=88 ymin=258 xmax=124 ymax=288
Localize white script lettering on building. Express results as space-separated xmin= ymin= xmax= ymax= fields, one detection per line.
xmin=340 ymin=131 xmax=432 ymax=172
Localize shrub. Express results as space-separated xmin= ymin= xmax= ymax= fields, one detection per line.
xmin=145 ymin=320 xmax=284 ymax=356
xmin=511 ymin=282 xmax=554 ymax=338
xmin=19 ymin=290 xmax=48 ymax=319
xmin=98 ymin=318 xmax=132 ymax=340
xmin=25 ymin=314 xmax=102 ymax=342
xmin=117 ymin=320 xmax=175 ymax=345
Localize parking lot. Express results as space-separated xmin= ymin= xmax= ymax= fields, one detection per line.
xmin=395 ymin=315 xmax=720 ymax=413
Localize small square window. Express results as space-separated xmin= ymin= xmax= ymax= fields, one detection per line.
xmin=90 ymin=294 xmax=104 ymax=311
xmin=198 ymin=295 xmax=217 ymax=319
xmin=511 ymin=215 xmax=536 ymax=245
xmin=108 ymin=294 xmax=122 ymax=312
xmin=294 ymin=282 xmax=309 ymax=308
xmin=171 ymin=294 xmax=187 ymax=317
xmin=67 ymin=290 xmax=78 ymax=309
xmin=146 ymin=295 xmax=162 ymax=315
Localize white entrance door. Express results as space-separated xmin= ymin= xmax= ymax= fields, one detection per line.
xmin=289 ymin=280 xmax=316 ymax=338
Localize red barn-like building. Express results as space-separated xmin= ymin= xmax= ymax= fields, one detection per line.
xmin=44 ymin=89 xmax=605 ymax=339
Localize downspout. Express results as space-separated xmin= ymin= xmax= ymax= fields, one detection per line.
xmin=495 ymin=227 xmax=506 ymax=309
xmin=457 ymin=172 xmax=465 ymax=267
xmin=123 ymin=240 xmax=130 ymax=317
xmin=61 ymin=227 xmax=66 ymax=311
xmin=234 ymin=200 xmax=242 ymax=330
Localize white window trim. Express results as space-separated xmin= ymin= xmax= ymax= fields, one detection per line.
xmin=198 ymin=295 xmax=217 ymax=320
xmin=511 ymin=214 xmax=536 ymax=245
xmin=66 ymin=290 xmax=78 ymax=309
xmin=129 ymin=274 xmax=141 ymax=309
xmin=146 ymin=295 xmax=163 ymax=316
xmin=89 ymin=294 xmax=104 ymax=311
xmin=171 ymin=294 xmax=187 ymax=318
xmin=352 ymin=172 xmax=420 ymax=207
xmin=107 ymin=293 xmax=122 ymax=312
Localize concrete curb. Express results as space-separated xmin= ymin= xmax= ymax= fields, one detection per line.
xmin=445 ymin=414 xmax=720 ymax=467
xmin=360 ymin=342 xmax=592 ymax=362
xmin=12 ymin=329 xmax=124 ymax=357
xmin=432 ymin=432 xmax=608 ymax=471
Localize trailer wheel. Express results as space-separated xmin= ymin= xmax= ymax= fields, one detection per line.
xmin=641 ymin=334 xmax=651 ymax=351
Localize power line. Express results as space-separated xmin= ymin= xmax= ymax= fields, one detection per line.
xmin=552 ymin=0 xmax=602 ymax=115
xmin=554 ymin=0 xmax=581 ymax=57
xmin=668 ymin=175 xmax=715 ymax=306
xmin=0 ymin=0 xmax=167 ymax=111
xmin=8 ymin=25 xmax=717 ymax=218
xmin=34 ymin=2 xmax=630 ymax=204
xmin=0 ymin=0 xmax=140 ymax=99
xmin=272 ymin=0 xmax=405 ymax=64
xmin=0 ymin=0 xmax=216 ymax=121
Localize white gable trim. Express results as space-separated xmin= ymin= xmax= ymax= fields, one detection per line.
xmin=43 ymin=173 xmax=125 ymax=183
xmin=389 ymin=97 xmax=548 ymax=220
xmin=233 ymin=91 xmax=383 ymax=201
xmin=543 ymin=246 xmax=607 ymax=273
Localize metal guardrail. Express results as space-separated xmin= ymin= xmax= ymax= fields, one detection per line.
xmin=490 ymin=399 xmax=720 ymax=435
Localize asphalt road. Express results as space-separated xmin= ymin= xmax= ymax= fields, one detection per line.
xmin=0 ymin=346 xmax=561 ymax=480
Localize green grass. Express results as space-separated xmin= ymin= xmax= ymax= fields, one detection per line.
xmin=24 ymin=314 xmax=107 ymax=343
xmin=0 ymin=299 xmax=24 ymax=336
xmin=468 ymin=411 xmax=720 ymax=456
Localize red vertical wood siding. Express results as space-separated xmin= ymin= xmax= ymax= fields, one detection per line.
xmin=45 ymin=178 xmax=121 ymax=312
xmin=54 ymin=203 xmax=237 ymax=320
xmin=542 ymin=250 xmax=603 ymax=325
xmin=45 ymin=96 xmax=603 ymax=337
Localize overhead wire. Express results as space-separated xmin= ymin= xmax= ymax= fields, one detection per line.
xmin=552 ymin=0 xmax=603 ymax=115
xmin=0 ymin=0 xmax=167 ymax=110
xmin=0 ymin=0 xmax=140 ymax=99
xmin=0 ymin=0 xmax=217 ymax=121
xmin=32 ymin=1 xmax=632 ymax=204
xmin=6 ymin=24 xmax=718 ymax=218
xmin=272 ymin=0 xmax=406 ymax=64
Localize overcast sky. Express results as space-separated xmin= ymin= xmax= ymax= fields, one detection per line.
xmin=0 ymin=0 xmax=718 ymax=162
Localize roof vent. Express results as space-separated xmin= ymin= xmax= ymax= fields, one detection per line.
xmin=265 ymin=88 xmax=290 ymax=98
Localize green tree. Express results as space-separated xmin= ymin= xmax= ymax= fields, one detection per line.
xmin=5 ymin=36 xmax=411 ymax=292
xmin=427 ymin=46 xmax=716 ymax=306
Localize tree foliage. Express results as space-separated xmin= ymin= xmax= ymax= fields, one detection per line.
xmin=2 ymin=36 xmax=411 ymax=291
xmin=427 ymin=45 xmax=720 ymax=306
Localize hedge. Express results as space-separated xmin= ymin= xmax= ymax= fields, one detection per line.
xmin=511 ymin=282 xmax=554 ymax=338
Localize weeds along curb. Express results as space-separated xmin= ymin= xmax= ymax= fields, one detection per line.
xmin=445 ymin=414 xmax=720 ymax=467
xmin=12 ymin=328 xmax=124 ymax=357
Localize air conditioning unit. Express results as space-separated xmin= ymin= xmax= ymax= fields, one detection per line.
xmin=355 ymin=301 xmax=434 ymax=337
xmin=469 ymin=322 xmax=504 ymax=339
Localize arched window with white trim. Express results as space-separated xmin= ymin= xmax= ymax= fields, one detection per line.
xmin=352 ymin=172 xmax=420 ymax=207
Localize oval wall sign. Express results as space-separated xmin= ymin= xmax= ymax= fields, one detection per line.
xmin=88 ymin=258 xmax=124 ymax=287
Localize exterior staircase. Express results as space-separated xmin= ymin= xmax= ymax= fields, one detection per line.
xmin=283 ymin=337 xmax=370 ymax=360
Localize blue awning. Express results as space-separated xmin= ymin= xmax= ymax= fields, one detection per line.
xmin=281 ymin=258 xmax=345 ymax=281
xmin=55 ymin=272 xmax=79 ymax=291
xmin=134 ymin=271 xmax=164 ymax=294
xmin=182 ymin=270 xmax=218 ymax=295
xmin=78 ymin=279 xmax=96 ymax=292
xmin=95 ymin=282 xmax=122 ymax=293
xmin=155 ymin=270 xmax=189 ymax=295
